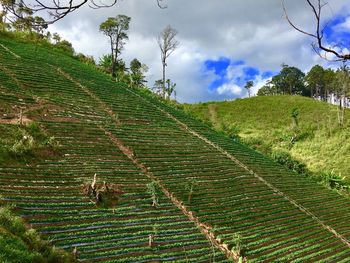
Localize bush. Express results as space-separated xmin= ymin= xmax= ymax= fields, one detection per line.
xmin=271 ymin=149 xmax=307 ymax=175
xmin=0 ymin=206 xmax=76 ymax=263
xmin=320 ymin=171 xmax=349 ymax=191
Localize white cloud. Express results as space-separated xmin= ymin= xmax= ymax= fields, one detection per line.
xmin=45 ymin=0 xmax=348 ymax=103
xmin=217 ymin=83 xmax=243 ymax=96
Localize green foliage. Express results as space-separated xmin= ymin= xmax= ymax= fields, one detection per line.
xmin=219 ymin=117 xmax=240 ymax=138
xmin=54 ymin=40 xmax=74 ymax=56
xmin=0 ymin=122 xmax=60 ymax=165
xmin=320 ymin=171 xmax=349 ymax=191
xmin=271 ymin=149 xmax=307 ymax=174
xmin=147 ymin=182 xmax=160 ymax=207
xmin=98 ymin=54 xmax=113 ymax=74
xmin=74 ymin=53 xmax=95 ymax=66
xmin=185 ymin=95 xmax=350 ymax=189
xmin=0 ymin=206 xmax=75 ymax=263
xmin=153 ymin=79 xmax=176 ymax=100
xmin=185 ymin=178 xmax=198 ymax=204
xmin=129 ymin=58 xmax=148 ymax=88
xmin=257 ymin=83 xmax=281 ymax=96
xmin=244 ymin=80 xmax=253 ymax=97
xmin=270 ymin=64 xmax=308 ymax=96
xmin=99 ymin=15 xmax=131 ymax=77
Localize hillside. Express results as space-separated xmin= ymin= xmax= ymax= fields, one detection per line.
xmin=184 ymin=96 xmax=350 ymax=182
xmin=1 ymin=37 xmax=350 ymax=262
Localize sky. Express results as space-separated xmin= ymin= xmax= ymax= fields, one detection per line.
xmin=47 ymin=0 xmax=350 ymax=103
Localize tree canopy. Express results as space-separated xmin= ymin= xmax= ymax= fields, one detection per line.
xmin=99 ymin=15 xmax=131 ymax=78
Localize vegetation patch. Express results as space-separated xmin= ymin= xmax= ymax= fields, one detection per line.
xmin=0 ymin=204 xmax=75 ymax=263
xmin=83 ymin=174 xmax=124 ymax=208
xmin=0 ymin=122 xmax=60 ymax=165
xmin=184 ymin=95 xmax=350 ymax=194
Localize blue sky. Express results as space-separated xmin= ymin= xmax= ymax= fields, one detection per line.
xmin=51 ymin=0 xmax=350 ymax=103
xmin=324 ymin=14 xmax=350 ymax=51
xmin=204 ymin=57 xmax=275 ymax=97
xmin=201 ymin=11 xmax=350 ymax=100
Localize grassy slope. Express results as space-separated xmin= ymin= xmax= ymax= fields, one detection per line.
xmin=0 ymin=206 xmax=74 ymax=263
xmin=0 ymin=123 xmax=59 ymax=165
xmin=184 ymin=95 xmax=350 ymax=180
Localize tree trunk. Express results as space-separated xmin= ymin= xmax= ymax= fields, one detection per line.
xmin=110 ymin=36 xmax=116 ymax=78
xmin=338 ymin=96 xmax=344 ymax=126
xmin=162 ymin=58 xmax=166 ymax=99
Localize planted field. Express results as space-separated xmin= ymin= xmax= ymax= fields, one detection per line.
xmin=0 ymin=38 xmax=350 ymax=262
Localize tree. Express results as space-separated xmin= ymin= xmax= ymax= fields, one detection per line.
xmin=99 ymin=15 xmax=131 ymax=78
xmin=244 ymin=80 xmax=254 ymax=98
xmin=152 ymin=79 xmax=164 ymax=96
xmin=0 ymin=0 xmax=166 ymax=24
xmin=55 ymin=40 xmax=75 ymax=56
xmin=153 ymin=79 xmax=176 ymax=99
xmin=322 ymin=68 xmax=336 ymax=101
xmin=331 ymin=65 xmax=350 ymax=126
xmin=1 ymin=1 xmax=48 ymax=33
xmin=257 ymin=83 xmax=281 ymax=96
xmin=157 ymin=25 xmax=179 ymax=98
xmin=99 ymin=54 xmax=113 ymax=74
xmin=52 ymin=33 xmax=61 ymax=44
xmin=271 ymin=64 xmax=308 ymax=96
xmin=282 ymin=0 xmax=350 ymax=62
xmin=305 ymin=65 xmax=325 ymax=98
xmin=129 ymin=58 xmax=148 ymax=88
xmin=75 ymin=53 xmax=95 ymax=66
xmin=165 ymin=79 xmax=176 ymax=100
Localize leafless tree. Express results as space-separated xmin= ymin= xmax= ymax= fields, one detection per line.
xmin=282 ymin=0 xmax=350 ymax=61
xmin=157 ymin=25 xmax=180 ymax=98
xmin=0 ymin=0 xmax=166 ymax=25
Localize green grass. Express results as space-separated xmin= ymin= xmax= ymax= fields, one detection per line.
xmin=0 ymin=205 xmax=75 ymax=263
xmin=184 ymin=95 xmax=350 ymax=182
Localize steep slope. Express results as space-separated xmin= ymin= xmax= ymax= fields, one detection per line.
xmin=184 ymin=96 xmax=350 ymax=180
xmin=0 ymin=38 xmax=350 ymax=262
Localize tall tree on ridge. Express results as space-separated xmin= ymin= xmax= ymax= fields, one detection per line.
xmin=99 ymin=15 xmax=131 ymax=78
xmin=244 ymin=80 xmax=254 ymax=98
xmin=157 ymin=25 xmax=179 ymax=98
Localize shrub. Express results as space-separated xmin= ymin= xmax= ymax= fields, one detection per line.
xmin=320 ymin=171 xmax=349 ymax=191
xmin=271 ymin=149 xmax=307 ymax=175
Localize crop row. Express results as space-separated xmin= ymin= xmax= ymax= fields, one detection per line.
xmin=1 ymin=37 xmax=349 ymax=262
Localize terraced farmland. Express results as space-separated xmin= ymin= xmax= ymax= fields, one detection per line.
xmin=0 ymin=38 xmax=350 ymax=262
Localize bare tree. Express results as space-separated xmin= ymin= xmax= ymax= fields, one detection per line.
xmin=0 ymin=0 xmax=166 ymax=25
xmin=157 ymin=25 xmax=179 ymax=98
xmin=282 ymin=0 xmax=350 ymax=62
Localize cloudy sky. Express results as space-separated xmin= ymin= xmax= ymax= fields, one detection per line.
xmin=48 ymin=0 xmax=350 ymax=103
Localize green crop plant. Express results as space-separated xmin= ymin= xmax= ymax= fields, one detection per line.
xmin=147 ymin=182 xmax=159 ymax=207
xmin=231 ymin=233 xmax=244 ymax=257
xmin=185 ymin=178 xmax=198 ymax=204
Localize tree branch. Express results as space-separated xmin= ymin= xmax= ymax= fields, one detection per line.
xmin=2 ymin=0 xmax=167 ymax=24
xmin=282 ymin=0 xmax=350 ymax=61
